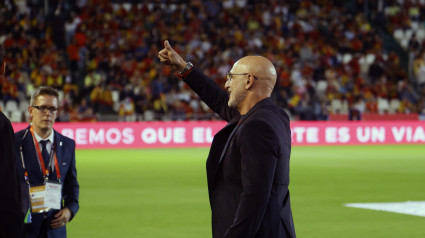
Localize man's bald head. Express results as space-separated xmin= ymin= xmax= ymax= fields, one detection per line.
xmin=232 ymin=56 xmax=277 ymax=93
xmin=225 ymin=56 xmax=278 ymax=114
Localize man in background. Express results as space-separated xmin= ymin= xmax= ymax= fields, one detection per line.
xmin=14 ymin=86 xmax=79 ymax=238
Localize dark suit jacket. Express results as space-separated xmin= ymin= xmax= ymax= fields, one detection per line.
xmin=0 ymin=111 xmax=25 ymax=238
xmin=14 ymin=126 xmax=79 ymax=238
xmin=184 ymin=68 xmax=296 ymax=238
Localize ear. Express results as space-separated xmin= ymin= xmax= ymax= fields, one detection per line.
xmin=245 ymin=74 xmax=255 ymax=90
xmin=28 ymin=106 xmax=33 ymax=122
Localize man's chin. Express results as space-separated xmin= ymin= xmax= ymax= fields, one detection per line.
xmin=39 ymin=124 xmax=53 ymax=130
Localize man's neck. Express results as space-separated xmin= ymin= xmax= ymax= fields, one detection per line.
xmin=238 ymin=96 xmax=268 ymax=115
xmin=34 ymin=127 xmax=52 ymax=140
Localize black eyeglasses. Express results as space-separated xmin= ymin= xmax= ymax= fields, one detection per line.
xmin=226 ymin=72 xmax=258 ymax=83
xmin=226 ymin=72 xmax=249 ymax=82
xmin=32 ymin=105 xmax=58 ymax=113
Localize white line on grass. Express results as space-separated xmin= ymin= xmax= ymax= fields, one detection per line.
xmin=345 ymin=201 xmax=425 ymax=217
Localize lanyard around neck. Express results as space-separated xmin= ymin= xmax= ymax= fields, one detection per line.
xmin=22 ymin=126 xmax=62 ymax=182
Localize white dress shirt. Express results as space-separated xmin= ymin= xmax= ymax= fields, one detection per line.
xmin=33 ymin=130 xmax=55 ymax=156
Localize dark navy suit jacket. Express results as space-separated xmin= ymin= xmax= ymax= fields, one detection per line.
xmin=184 ymin=68 xmax=296 ymax=238
xmin=14 ymin=126 xmax=79 ymax=238
xmin=0 ymin=111 xmax=25 ymax=238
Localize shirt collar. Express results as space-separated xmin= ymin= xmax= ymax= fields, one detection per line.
xmin=33 ymin=130 xmax=55 ymax=144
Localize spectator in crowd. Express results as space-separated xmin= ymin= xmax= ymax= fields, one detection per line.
xmin=119 ymin=97 xmax=135 ymax=121
xmin=76 ymin=98 xmax=95 ymax=121
xmin=413 ymin=51 xmax=425 ymax=90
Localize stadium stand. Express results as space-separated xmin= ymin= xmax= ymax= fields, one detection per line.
xmin=0 ymin=0 xmax=425 ymax=122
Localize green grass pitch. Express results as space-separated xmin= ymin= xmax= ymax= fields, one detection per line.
xmin=68 ymin=145 xmax=425 ymax=238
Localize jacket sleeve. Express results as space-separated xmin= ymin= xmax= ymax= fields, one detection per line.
xmin=62 ymin=140 xmax=79 ymax=220
xmin=0 ymin=114 xmax=25 ymax=238
xmin=224 ymin=119 xmax=279 ymax=238
xmin=183 ymin=68 xmax=239 ymax=122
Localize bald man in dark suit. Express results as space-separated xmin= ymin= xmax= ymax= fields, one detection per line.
xmin=159 ymin=40 xmax=296 ymax=238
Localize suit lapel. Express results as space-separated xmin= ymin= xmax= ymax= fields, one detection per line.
xmin=216 ymin=121 xmax=241 ymax=167
xmin=216 ymin=99 xmax=265 ymax=165
xmin=22 ymin=128 xmax=44 ymax=184
xmin=206 ymin=117 xmax=239 ymax=190
xmin=209 ymin=98 xmax=274 ymax=189
xmin=54 ymin=131 xmax=64 ymax=181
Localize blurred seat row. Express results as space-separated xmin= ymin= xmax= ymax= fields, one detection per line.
xmin=330 ymin=98 xmax=402 ymax=115
xmin=0 ymin=100 xmax=30 ymax=122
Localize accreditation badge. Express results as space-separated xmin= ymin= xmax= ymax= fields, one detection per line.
xmin=29 ymin=185 xmax=48 ymax=213
xmin=29 ymin=182 xmax=62 ymax=213
xmin=44 ymin=181 xmax=62 ymax=210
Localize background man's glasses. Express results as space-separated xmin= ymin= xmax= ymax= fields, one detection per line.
xmin=32 ymin=105 xmax=58 ymax=113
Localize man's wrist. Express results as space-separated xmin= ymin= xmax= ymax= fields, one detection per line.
xmin=177 ymin=61 xmax=188 ymax=72
xmin=179 ymin=62 xmax=193 ymax=74
xmin=176 ymin=62 xmax=194 ymax=79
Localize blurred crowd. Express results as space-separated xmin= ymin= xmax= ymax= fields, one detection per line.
xmin=1 ymin=0 xmax=425 ymax=122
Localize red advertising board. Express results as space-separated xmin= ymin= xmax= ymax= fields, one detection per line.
xmin=12 ymin=121 xmax=224 ymax=149
xmin=290 ymin=121 xmax=425 ymax=145
xmin=12 ymin=121 xmax=425 ymax=148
